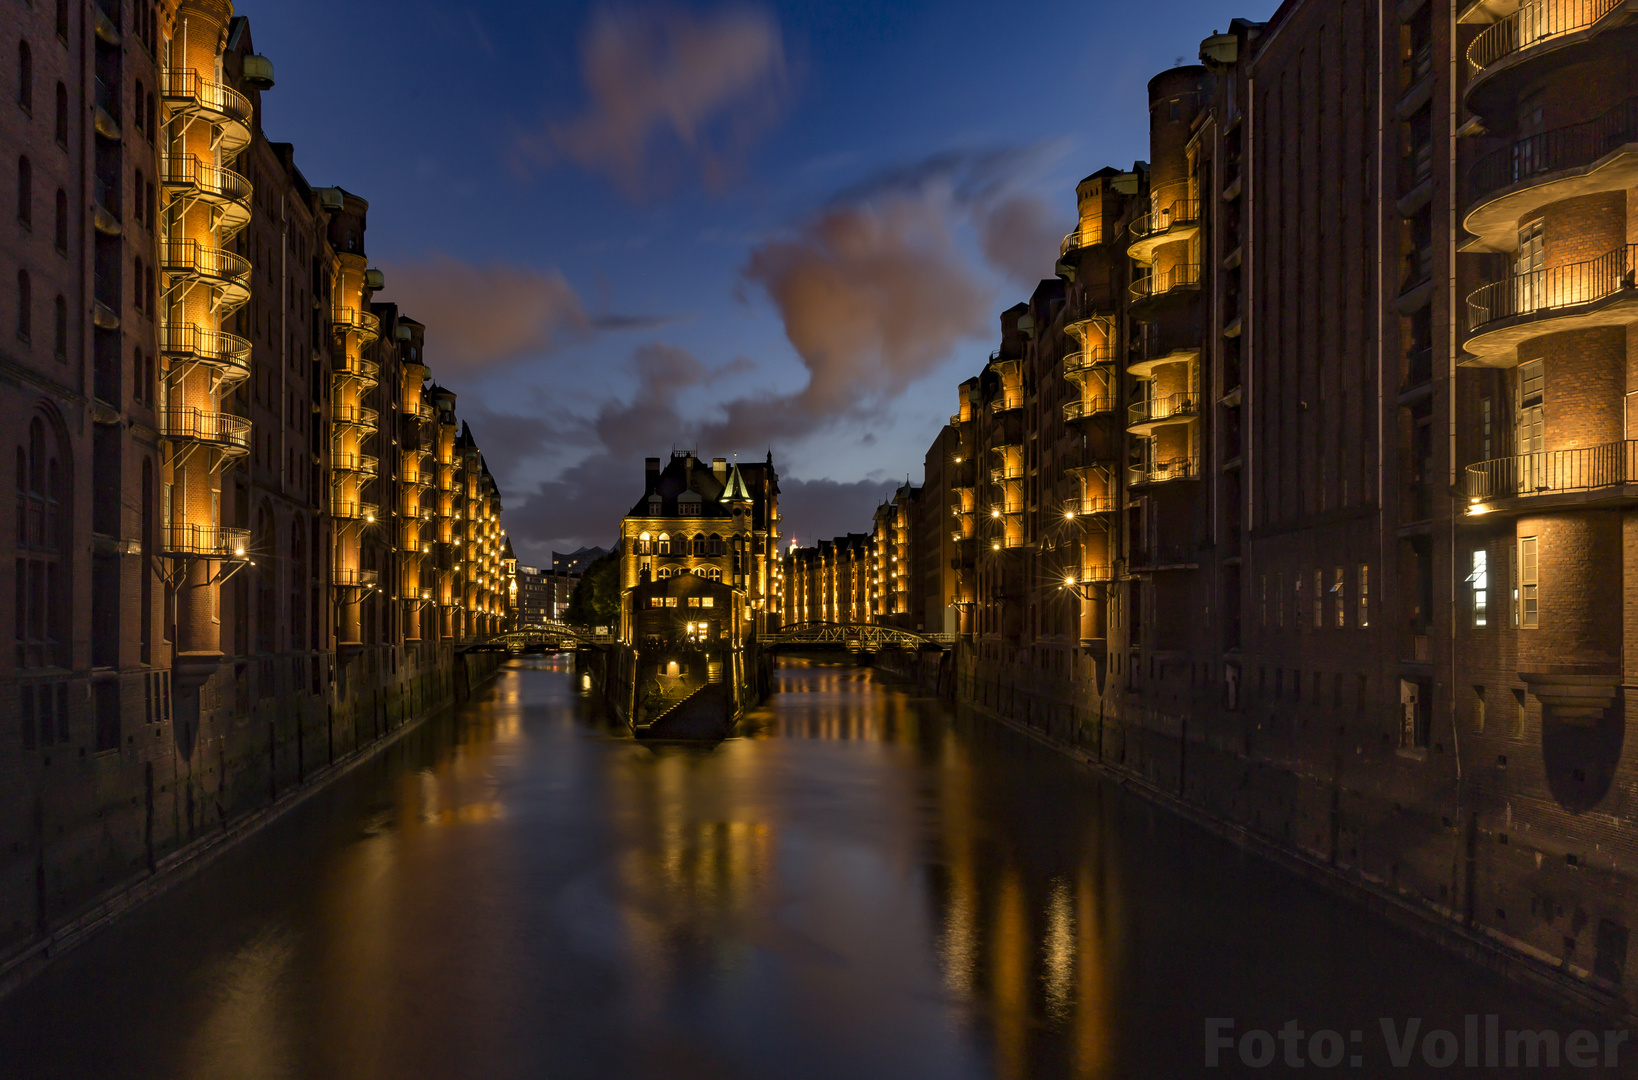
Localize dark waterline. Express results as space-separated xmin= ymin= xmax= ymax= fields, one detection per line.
xmin=0 ymin=659 xmax=1599 ymax=1078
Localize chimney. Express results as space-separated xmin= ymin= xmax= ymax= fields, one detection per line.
xmin=712 ymin=457 xmax=727 ymax=481
xmin=645 ymin=457 xmax=660 ymax=491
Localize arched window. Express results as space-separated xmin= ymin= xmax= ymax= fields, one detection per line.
xmin=132 ymin=347 xmax=144 ymax=402
xmin=692 ymin=533 xmax=705 ymax=556
xmin=53 ymin=82 xmax=65 ymax=145
xmin=16 ymin=414 xmax=66 ymax=668
xmin=16 ymin=270 xmax=30 ymax=341
xmin=657 ymin=532 xmax=670 ymax=556
xmin=17 ymin=155 xmax=31 ymax=226
xmin=53 ymin=296 xmax=65 ymax=359
xmin=708 ymin=568 xmax=722 ymax=582
xmin=54 ymin=188 xmax=65 ymax=251
xmin=707 ymin=534 xmax=723 ymax=556
xmin=18 ymin=41 xmax=32 ymax=113
xmin=133 ymin=168 xmax=144 ymax=224
xmin=133 ymin=256 xmax=144 ymax=310
xmin=637 ymin=531 xmax=652 ymax=555
xmin=133 ymin=82 xmax=144 ymax=136
xmin=657 ymin=566 xmax=671 ymax=579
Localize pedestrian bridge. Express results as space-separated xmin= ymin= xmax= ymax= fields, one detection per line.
xmin=469 ymin=622 xmax=615 ymax=652
xmin=759 ymin=622 xmax=961 ymax=652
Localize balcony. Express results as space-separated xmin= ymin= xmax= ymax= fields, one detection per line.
xmin=160 ymin=239 xmax=252 ymax=312
xmin=1129 ymin=456 xmax=1199 ymax=487
xmin=1063 ymin=396 xmax=1115 ymax=423
xmin=332 ymin=568 xmax=380 ymax=589
xmin=1466 ymin=440 xmax=1638 ymax=507
xmin=159 ymin=324 xmax=251 ymax=384
xmin=1127 ymin=199 xmax=1201 ymax=264
xmin=990 ymin=394 xmax=1023 ymax=414
xmin=332 ymin=308 xmax=382 ymax=343
xmin=333 ymin=352 xmax=380 ymax=383
xmin=1065 ymin=495 xmax=1117 ymax=516
xmin=160 ymin=407 xmax=250 ymax=455
xmin=159 ymin=154 xmax=252 ymax=239
xmin=989 ymin=464 xmax=1024 ymax=485
xmin=331 ymin=403 xmax=380 ymax=432
xmin=1466 ymin=1 xmax=1626 ymax=109
xmin=1464 ymin=96 xmax=1638 ymax=251
xmin=1464 ymin=243 xmax=1638 ymax=363
xmin=1129 ymin=262 xmax=1202 ymax=317
xmin=1127 ymin=342 xmax=1199 ymax=378
xmin=1067 ymin=565 xmax=1115 ymax=585
xmin=1062 ymin=346 xmax=1116 ymax=380
xmin=1059 ymin=223 xmax=1103 ymax=258
xmin=159 ymin=524 xmax=250 ymax=559
xmin=332 ymin=452 xmax=379 ymax=476
xmin=1128 ymin=392 xmax=1200 ymax=433
xmin=160 ymin=69 xmax=253 ymax=157
xmin=331 ymin=497 xmax=380 ymax=522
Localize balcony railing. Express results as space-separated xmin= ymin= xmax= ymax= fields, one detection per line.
xmin=332 ymin=452 xmax=379 ymax=475
xmin=331 ymin=497 xmax=380 ymax=521
xmin=1129 ymin=392 xmax=1200 ymax=427
xmin=1063 ymin=396 xmax=1114 ymax=422
xmin=332 ymin=568 xmax=380 ymax=588
xmin=159 ymin=239 xmax=252 ymax=295
xmin=160 ymin=407 xmax=251 ymax=452
xmin=1467 ymin=243 xmax=1637 ymax=332
xmin=990 ymin=394 xmax=1023 ymax=413
xmin=1128 ymin=199 xmax=1200 ymax=244
xmin=1130 ymin=456 xmax=1199 ymax=486
xmin=160 ymin=524 xmax=249 ymax=559
xmin=1466 ymin=440 xmax=1638 ymax=501
xmin=990 ymin=464 xmax=1024 ymax=483
xmin=1071 ymin=565 xmax=1115 ymax=585
xmin=1062 ymin=347 xmax=1116 ymax=379
xmin=332 ymin=308 xmax=382 ymax=342
xmin=331 ymin=403 xmax=380 ymax=431
xmin=1130 ymin=262 xmax=1202 ymax=303
xmin=159 ymin=154 xmax=252 ymax=216
xmin=1470 ymin=97 xmax=1638 ymax=205
xmin=333 ymin=353 xmax=380 ymax=382
xmin=160 ymin=69 xmax=252 ymax=151
xmin=1066 ymin=495 xmax=1117 ymax=516
xmin=1467 ymin=0 xmax=1620 ymax=75
xmin=159 ymin=324 xmax=251 ymax=382
xmin=1059 ymin=223 xmax=1104 ymax=257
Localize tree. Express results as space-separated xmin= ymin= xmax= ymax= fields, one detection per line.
xmin=566 ymin=548 xmax=621 ymax=628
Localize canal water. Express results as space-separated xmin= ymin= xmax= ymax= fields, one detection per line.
xmin=0 ymin=659 xmax=1605 ymax=1078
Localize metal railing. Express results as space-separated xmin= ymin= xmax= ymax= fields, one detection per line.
xmin=1467 ymin=242 xmax=1637 ymax=331
xmin=333 ymin=353 xmax=380 ymax=381
xmin=159 ymin=154 xmax=252 ymax=207
xmin=1130 ymin=262 xmax=1202 ymax=302
xmin=1072 ymin=565 xmax=1115 ymax=584
xmin=1063 ymin=397 xmax=1114 ymax=422
xmin=1059 ymin=223 xmax=1104 ymax=257
xmin=159 ymin=324 xmax=251 ymax=380
xmin=1469 ymin=96 xmax=1638 ymax=203
xmin=1468 ymin=0 xmax=1620 ymax=74
xmin=160 ymin=69 xmax=253 ymax=128
xmin=330 ymin=497 xmax=380 ymax=521
xmin=160 ymin=407 xmax=250 ymax=451
xmin=160 ymin=524 xmax=249 ymax=558
xmin=990 ymin=464 xmax=1024 ymax=483
xmin=1062 ymin=346 xmax=1116 ymax=378
xmin=1129 ymin=392 xmax=1200 ymax=427
xmin=332 ymin=308 xmax=381 ymax=341
xmin=332 ymin=452 xmax=379 ymax=475
xmin=332 ymin=568 xmax=379 ymax=588
xmin=330 ymin=403 xmax=380 ymax=431
xmin=1128 ymin=199 xmax=1200 ymax=244
xmin=1066 ymin=495 xmax=1117 ymax=516
xmin=990 ymin=394 xmax=1023 ymax=413
xmin=1466 ymin=440 xmax=1638 ymax=500
xmin=1130 ymin=456 xmax=1199 ymax=486
xmin=159 ymin=239 xmax=252 ymax=292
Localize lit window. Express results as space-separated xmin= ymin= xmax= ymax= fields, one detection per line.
xmin=1358 ymin=563 xmax=1370 ymax=627
xmin=1333 ymin=567 xmax=1345 ymax=628
xmin=1469 ymin=549 xmax=1488 ymax=627
xmin=1519 ymin=536 xmax=1538 ymax=629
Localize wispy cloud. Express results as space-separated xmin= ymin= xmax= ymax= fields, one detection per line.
xmin=523 ymin=4 xmax=788 ymax=199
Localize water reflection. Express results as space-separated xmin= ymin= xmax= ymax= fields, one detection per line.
xmin=0 ymin=657 xmax=1590 ymax=1080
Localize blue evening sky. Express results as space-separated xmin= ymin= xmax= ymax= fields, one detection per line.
xmin=242 ymin=0 xmax=1277 ymax=563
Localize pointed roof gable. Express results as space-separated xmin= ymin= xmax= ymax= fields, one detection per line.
xmin=723 ymin=462 xmax=752 ymax=501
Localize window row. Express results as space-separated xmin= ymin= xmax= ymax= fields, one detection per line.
xmin=635 ymin=532 xmax=731 ymax=556
xmin=1259 ymin=564 xmax=1371 ymax=630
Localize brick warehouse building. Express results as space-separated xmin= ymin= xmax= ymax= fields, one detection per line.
xmin=0 ymin=0 xmax=504 ymax=958
xmin=810 ymin=0 xmax=1638 ymax=1011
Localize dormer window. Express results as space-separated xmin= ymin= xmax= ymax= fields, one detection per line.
xmin=648 ymin=495 xmax=661 ymax=514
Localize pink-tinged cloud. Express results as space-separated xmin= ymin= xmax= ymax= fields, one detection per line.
xmin=742 ymin=193 xmax=992 ymax=419
xmin=541 ymin=4 xmax=786 ymax=198
xmin=977 ymin=192 xmax=1063 ymax=286
xmin=378 ymin=254 xmax=589 ymax=378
